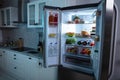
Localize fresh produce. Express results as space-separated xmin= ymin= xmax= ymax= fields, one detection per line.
xmin=66 ymin=32 xmax=75 ymax=37
xmin=66 ymin=47 xmax=78 ymax=54
xmin=65 ymin=38 xmax=76 ymax=44
xmin=82 ymin=41 xmax=88 ymax=45
xmin=81 ymin=48 xmax=91 ymax=55
xmin=81 ymin=31 xmax=90 ymax=37
xmin=90 ymin=41 xmax=95 ymax=46
xmin=77 ymin=41 xmax=82 ymax=45
xmin=73 ymin=16 xmax=80 ymax=24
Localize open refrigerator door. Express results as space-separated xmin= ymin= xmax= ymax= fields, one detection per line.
xmin=44 ymin=7 xmax=60 ymax=67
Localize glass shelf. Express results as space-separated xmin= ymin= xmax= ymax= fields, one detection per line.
xmin=64 ymin=53 xmax=90 ymax=59
xmin=65 ymin=44 xmax=93 ymax=48
xmin=65 ymin=23 xmax=96 ymax=25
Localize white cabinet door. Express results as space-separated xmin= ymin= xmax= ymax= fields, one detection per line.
xmin=0 ymin=50 xmax=4 ymax=69
xmin=0 ymin=50 xmax=6 ymax=69
xmin=0 ymin=9 xmax=6 ymax=27
xmin=5 ymin=51 xmax=16 ymax=74
xmin=0 ymin=49 xmax=3 ymax=68
xmin=14 ymin=53 xmax=28 ymax=80
xmin=5 ymin=51 xmax=26 ymax=80
xmin=25 ymin=57 xmax=42 ymax=80
xmin=0 ymin=7 xmax=18 ymax=27
xmin=27 ymin=1 xmax=45 ymax=28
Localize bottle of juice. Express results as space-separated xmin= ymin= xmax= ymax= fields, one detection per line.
xmin=54 ymin=13 xmax=58 ymax=26
xmin=49 ymin=12 xmax=54 ymax=25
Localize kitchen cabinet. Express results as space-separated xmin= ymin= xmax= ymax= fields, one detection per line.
xmin=0 ymin=49 xmax=57 ymax=80
xmin=25 ymin=56 xmax=57 ymax=80
xmin=27 ymin=1 xmax=45 ymax=28
xmin=0 ymin=7 xmax=18 ymax=27
xmin=5 ymin=51 xmax=26 ymax=80
xmin=0 ymin=49 xmax=3 ymax=68
xmin=25 ymin=57 xmax=42 ymax=80
xmin=0 ymin=49 xmax=6 ymax=70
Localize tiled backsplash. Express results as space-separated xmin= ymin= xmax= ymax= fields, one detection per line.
xmin=2 ymin=25 xmax=43 ymax=49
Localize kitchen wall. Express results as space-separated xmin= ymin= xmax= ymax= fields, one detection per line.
xmin=2 ymin=26 xmax=43 ymax=49
xmin=0 ymin=0 xmax=18 ymax=8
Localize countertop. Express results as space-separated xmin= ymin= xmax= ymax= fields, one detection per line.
xmin=0 ymin=46 xmax=43 ymax=60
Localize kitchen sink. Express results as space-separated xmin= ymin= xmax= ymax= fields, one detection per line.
xmin=11 ymin=47 xmax=35 ymax=52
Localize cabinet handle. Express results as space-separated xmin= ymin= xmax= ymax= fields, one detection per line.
xmin=3 ymin=51 xmax=5 ymax=53
xmin=34 ymin=23 xmax=39 ymax=25
xmin=14 ymin=67 xmax=17 ymax=69
xmin=14 ymin=54 xmax=16 ymax=56
xmin=39 ymin=62 xmax=42 ymax=65
xmin=14 ymin=58 xmax=16 ymax=60
xmin=0 ymin=55 xmax=2 ymax=56
xmin=29 ymin=57 xmax=32 ymax=59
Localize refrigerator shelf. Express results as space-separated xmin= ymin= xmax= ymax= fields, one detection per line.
xmin=65 ymin=22 xmax=96 ymax=25
xmin=64 ymin=61 xmax=93 ymax=70
xmin=63 ymin=54 xmax=93 ymax=74
xmin=64 ymin=53 xmax=91 ymax=59
xmin=65 ymin=44 xmax=93 ymax=48
xmin=64 ymin=62 xmax=94 ymax=75
xmin=63 ymin=62 xmax=93 ymax=74
xmin=65 ymin=36 xmax=92 ymax=39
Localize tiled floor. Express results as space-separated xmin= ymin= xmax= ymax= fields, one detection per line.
xmin=0 ymin=69 xmax=16 ymax=80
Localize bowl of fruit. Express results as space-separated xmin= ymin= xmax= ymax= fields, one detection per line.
xmin=66 ymin=32 xmax=75 ymax=37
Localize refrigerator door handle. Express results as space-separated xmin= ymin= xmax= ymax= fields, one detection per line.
xmin=108 ymin=4 xmax=117 ymax=79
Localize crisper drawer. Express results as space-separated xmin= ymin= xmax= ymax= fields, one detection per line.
xmin=64 ymin=54 xmax=92 ymax=69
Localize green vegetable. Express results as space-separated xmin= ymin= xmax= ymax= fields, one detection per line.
xmin=66 ymin=38 xmax=76 ymax=44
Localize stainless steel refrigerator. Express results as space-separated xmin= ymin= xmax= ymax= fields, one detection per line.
xmin=42 ymin=0 xmax=115 ymax=80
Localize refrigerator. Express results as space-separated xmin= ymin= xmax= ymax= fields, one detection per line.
xmin=43 ymin=0 xmax=114 ymax=80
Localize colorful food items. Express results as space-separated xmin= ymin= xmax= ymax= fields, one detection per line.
xmin=66 ymin=47 xmax=78 ymax=54
xmin=49 ymin=33 xmax=56 ymax=37
xmin=73 ymin=16 xmax=80 ymax=24
xmin=81 ymin=48 xmax=91 ymax=55
xmin=66 ymin=32 xmax=75 ymax=37
xmin=65 ymin=38 xmax=76 ymax=44
xmin=90 ymin=41 xmax=95 ymax=46
xmin=81 ymin=31 xmax=90 ymax=37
